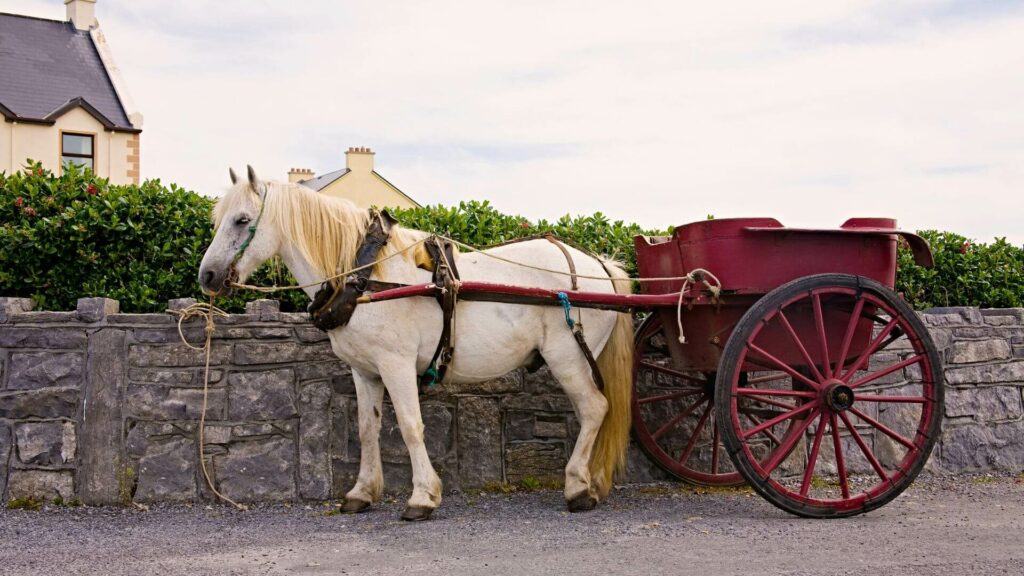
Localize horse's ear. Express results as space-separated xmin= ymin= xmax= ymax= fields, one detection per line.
xmin=246 ymin=165 xmax=259 ymax=188
xmin=229 ymin=167 xmax=238 ymax=184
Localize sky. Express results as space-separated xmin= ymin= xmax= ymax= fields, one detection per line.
xmin=6 ymin=0 xmax=1024 ymax=244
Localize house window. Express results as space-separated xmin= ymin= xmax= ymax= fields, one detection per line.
xmin=61 ymin=133 xmax=94 ymax=170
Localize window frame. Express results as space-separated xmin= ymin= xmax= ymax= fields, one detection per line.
xmin=60 ymin=131 xmax=97 ymax=172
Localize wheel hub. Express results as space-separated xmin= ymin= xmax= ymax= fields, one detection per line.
xmin=824 ymin=381 xmax=855 ymax=412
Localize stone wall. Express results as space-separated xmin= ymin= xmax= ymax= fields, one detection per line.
xmin=1 ymin=297 xmax=1022 ymax=505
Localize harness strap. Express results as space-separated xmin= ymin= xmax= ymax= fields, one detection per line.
xmin=545 ymin=234 xmax=579 ymax=290
xmin=308 ymin=209 xmax=397 ymax=331
xmin=419 ymin=236 xmax=460 ymax=393
xmin=556 ymin=292 xmax=605 ymax=391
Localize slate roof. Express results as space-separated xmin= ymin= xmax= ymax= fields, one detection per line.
xmin=299 ymin=168 xmax=349 ymax=191
xmin=0 ymin=12 xmax=136 ymax=131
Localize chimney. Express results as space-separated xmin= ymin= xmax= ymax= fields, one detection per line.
xmin=345 ymin=146 xmax=374 ymax=173
xmin=288 ymin=167 xmax=314 ymax=184
xmin=65 ymin=0 xmax=97 ymax=31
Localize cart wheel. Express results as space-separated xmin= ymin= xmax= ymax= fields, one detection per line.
xmin=631 ymin=314 xmax=744 ymax=486
xmin=715 ymin=274 xmax=943 ymax=518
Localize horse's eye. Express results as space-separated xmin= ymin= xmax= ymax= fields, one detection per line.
xmin=236 ymin=216 xmax=251 ymax=226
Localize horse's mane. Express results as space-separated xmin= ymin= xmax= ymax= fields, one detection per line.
xmin=214 ymin=179 xmax=430 ymax=279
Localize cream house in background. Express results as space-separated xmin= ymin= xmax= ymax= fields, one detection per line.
xmin=290 ymin=147 xmax=420 ymax=210
xmin=0 ymin=0 xmax=142 ymax=184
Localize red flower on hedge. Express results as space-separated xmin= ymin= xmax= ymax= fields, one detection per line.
xmin=87 ymin=184 xmax=98 ymax=196
xmin=14 ymin=196 xmax=23 ymax=208
xmin=520 ymin=221 xmax=530 ymax=229
xmin=24 ymin=206 xmax=36 ymax=217
xmin=960 ymin=241 xmax=971 ymax=254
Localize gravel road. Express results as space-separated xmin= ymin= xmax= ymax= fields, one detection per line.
xmin=1 ymin=474 xmax=1022 ymax=576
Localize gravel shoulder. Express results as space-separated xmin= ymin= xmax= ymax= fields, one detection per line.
xmin=1 ymin=474 xmax=1022 ymax=576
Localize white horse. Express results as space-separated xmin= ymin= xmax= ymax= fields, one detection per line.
xmin=199 ymin=167 xmax=633 ymax=520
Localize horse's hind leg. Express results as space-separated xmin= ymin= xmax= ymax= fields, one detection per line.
xmin=380 ymin=363 xmax=443 ymax=521
xmin=545 ymin=348 xmax=608 ymax=512
xmin=343 ymin=369 xmax=385 ymax=513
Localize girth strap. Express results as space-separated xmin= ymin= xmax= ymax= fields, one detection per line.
xmin=419 ymin=236 xmax=460 ymax=392
xmin=308 ymin=209 xmax=397 ymax=331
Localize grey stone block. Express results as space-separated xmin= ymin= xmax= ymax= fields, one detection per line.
xmin=9 ymin=311 xmax=77 ymax=323
xmin=245 ymin=299 xmax=280 ymax=321
xmin=0 ymin=388 xmax=78 ymax=419
xmin=947 ymin=340 xmax=1011 ymax=364
xmin=7 ymin=352 xmax=84 ymax=390
xmin=534 ymin=419 xmax=568 ymax=438
xmin=167 ymin=298 xmax=197 ymax=312
xmin=457 ymin=397 xmax=502 ymax=487
xmin=6 ymin=470 xmax=74 ymax=501
xmin=0 ymin=423 xmax=10 ymax=498
xmin=504 ymin=410 xmax=535 ymax=441
xmin=294 ymin=327 xmax=330 ymax=343
xmin=0 ymin=328 xmax=86 ymax=349
xmin=128 ymin=368 xmax=196 ymax=386
xmin=228 ymin=369 xmax=297 ymax=420
xmin=945 ymin=360 xmax=1024 ymax=385
xmin=216 ymin=437 xmax=296 ymax=502
xmin=231 ymin=423 xmax=281 ymax=437
xmin=0 ymin=297 xmax=34 ymax=322
xmin=505 ymin=442 xmax=566 ymax=484
xmin=297 ymin=380 xmax=332 ymax=500
xmin=135 ymin=436 xmax=197 ymax=502
xmin=377 ymin=402 xmax=454 ymax=464
xmin=233 ymin=341 xmax=336 ymax=365
xmin=76 ymin=297 xmax=119 ymax=322
xmin=129 ymin=343 xmax=231 ymax=367
xmin=124 ymin=384 xmax=227 ymax=421
xmin=80 ymin=329 xmax=127 ymax=504
xmin=14 ymin=421 xmax=75 ymax=466
xmin=939 ymin=421 xmax=1024 ymax=472
xmin=945 ymin=386 xmax=1023 ymax=421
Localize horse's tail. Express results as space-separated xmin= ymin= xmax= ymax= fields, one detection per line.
xmin=590 ymin=261 xmax=634 ymax=499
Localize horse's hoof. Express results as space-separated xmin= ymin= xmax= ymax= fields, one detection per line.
xmin=341 ymin=498 xmax=372 ymax=514
xmin=566 ymin=493 xmax=598 ymax=513
xmin=400 ymin=506 xmax=434 ymax=521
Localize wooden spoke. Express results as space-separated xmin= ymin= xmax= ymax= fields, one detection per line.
xmin=777 ymin=310 xmax=824 ymax=382
xmin=833 ymin=298 xmax=866 ymax=378
xmin=741 ymin=401 xmax=817 ymax=440
xmin=638 ymin=389 xmax=704 ymax=405
xmin=848 ymin=355 xmax=925 ymax=389
xmin=747 ymin=343 xmax=821 ymax=389
xmin=678 ymin=403 xmax=713 ymax=464
xmin=840 ymin=318 xmax=900 ymax=381
xmin=812 ymin=293 xmax=833 ymax=379
xmin=849 ymin=406 xmax=917 ymax=450
xmin=637 ymin=360 xmax=707 ymax=384
xmin=760 ymin=409 xmax=820 ymax=476
xmin=799 ymin=412 xmax=828 ymax=496
xmin=830 ymin=413 xmax=850 ymax=499
xmin=652 ymin=396 xmax=708 ymax=441
xmin=839 ymin=411 xmax=888 ymax=482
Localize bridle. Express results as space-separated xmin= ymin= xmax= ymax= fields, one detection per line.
xmin=225 ymin=186 xmax=268 ymax=289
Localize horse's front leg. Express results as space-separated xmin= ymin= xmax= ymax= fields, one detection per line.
xmin=380 ymin=362 xmax=443 ymax=521
xmin=342 ymin=368 xmax=385 ymax=513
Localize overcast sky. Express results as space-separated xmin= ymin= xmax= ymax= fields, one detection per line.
xmin=8 ymin=0 xmax=1024 ymax=243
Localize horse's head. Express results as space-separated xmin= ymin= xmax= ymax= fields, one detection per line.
xmin=198 ymin=166 xmax=282 ymax=295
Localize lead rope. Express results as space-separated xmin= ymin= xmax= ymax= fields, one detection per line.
xmin=170 ymin=297 xmax=248 ymax=511
xmin=675 ymin=268 xmax=723 ymax=344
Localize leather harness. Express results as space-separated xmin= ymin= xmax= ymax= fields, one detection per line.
xmin=308 ymin=213 xmax=604 ymax=394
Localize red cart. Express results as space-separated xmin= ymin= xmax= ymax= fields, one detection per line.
xmin=630 ymin=217 xmax=941 ymax=517
xmin=363 ymin=217 xmax=944 ymax=518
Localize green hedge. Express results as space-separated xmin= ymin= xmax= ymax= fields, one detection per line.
xmin=0 ymin=162 xmax=305 ymax=313
xmin=2 ymin=164 xmax=1021 ymax=312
